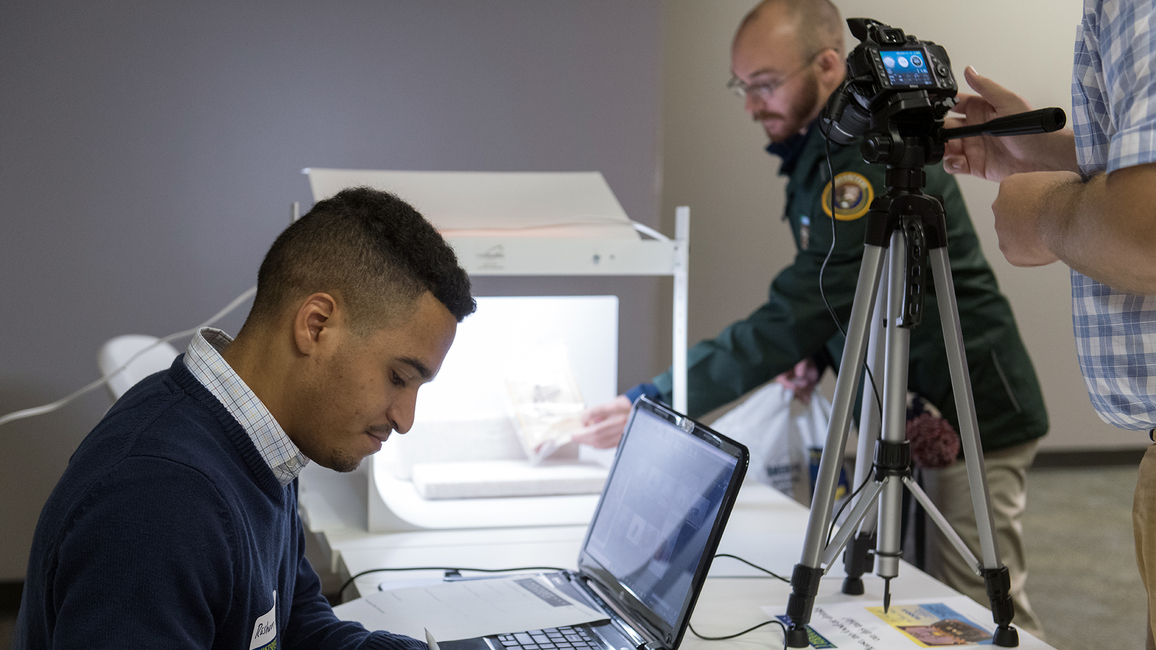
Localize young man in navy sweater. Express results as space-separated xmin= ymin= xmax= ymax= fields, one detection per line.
xmin=15 ymin=187 xmax=476 ymax=649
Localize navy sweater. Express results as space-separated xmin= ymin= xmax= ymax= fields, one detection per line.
xmin=15 ymin=358 xmax=426 ymax=650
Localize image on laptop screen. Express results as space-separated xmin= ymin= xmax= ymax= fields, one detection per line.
xmin=581 ymin=404 xmax=740 ymax=629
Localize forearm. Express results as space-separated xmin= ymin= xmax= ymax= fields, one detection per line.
xmin=1044 ymin=164 xmax=1156 ymax=294
xmin=1024 ymin=129 xmax=1080 ymax=174
xmin=664 ymin=301 xmax=837 ymax=417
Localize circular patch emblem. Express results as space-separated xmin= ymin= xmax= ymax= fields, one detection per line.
xmin=821 ymin=172 xmax=873 ymax=221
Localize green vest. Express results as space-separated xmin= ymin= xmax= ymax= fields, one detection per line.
xmin=655 ymin=128 xmax=1047 ymax=452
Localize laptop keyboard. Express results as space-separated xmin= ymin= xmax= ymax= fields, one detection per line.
xmin=496 ymin=626 xmax=601 ymax=650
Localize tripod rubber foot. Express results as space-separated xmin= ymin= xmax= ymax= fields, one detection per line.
xmin=785 ymin=626 xmax=810 ymax=648
xmin=841 ymin=576 xmax=865 ymax=595
xmin=992 ymin=625 xmax=1019 ymax=647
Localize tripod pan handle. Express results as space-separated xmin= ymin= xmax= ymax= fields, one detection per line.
xmin=940 ymin=107 xmax=1067 ymax=140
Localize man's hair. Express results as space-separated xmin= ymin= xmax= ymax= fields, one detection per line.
xmin=739 ymin=0 xmax=844 ymax=60
xmin=248 ymin=186 xmax=476 ymax=332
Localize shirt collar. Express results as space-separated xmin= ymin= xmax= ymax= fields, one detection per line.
xmin=184 ymin=327 xmax=309 ymax=486
xmin=765 ymin=119 xmax=819 ymax=176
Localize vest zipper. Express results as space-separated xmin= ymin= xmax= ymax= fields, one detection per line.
xmin=990 ymin=350 xmax=1022 ymax=413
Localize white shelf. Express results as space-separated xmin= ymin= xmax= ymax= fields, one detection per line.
xmin=447 ymin=236 xmax=683 ymax=276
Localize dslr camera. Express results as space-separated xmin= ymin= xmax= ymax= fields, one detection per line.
xmin=821 ymin=19 xmax=957 ymax=163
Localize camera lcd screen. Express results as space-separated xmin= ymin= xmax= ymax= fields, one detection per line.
xmin=879 ymin=49 xmax=933 ymax=86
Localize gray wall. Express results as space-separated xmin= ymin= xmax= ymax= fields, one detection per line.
xmin=0 ymin=1 xmax=664 ymax=581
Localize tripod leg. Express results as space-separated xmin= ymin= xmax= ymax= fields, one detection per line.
xmin=784 ymin=243 xmax=887 ymax=648
xmin=842 ymin=503 xmax=878 ymax=595
xmin=876 ymin=231 xmax=914 ymax=612
xmin=901 ymin=475 xmax=980 ymax=574
xmin=929 ymin=247 xmax=1018 ymax=647
xmin=820 ymin=479 xmax=886 ymax=568
xmin=843 ymin=262 xmax=888 ymax=595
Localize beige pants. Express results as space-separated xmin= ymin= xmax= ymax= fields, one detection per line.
xmin=915 ymin=439 xmax=1044 ymax=640
xmin=1133 ymin=443 xmax=1156 ymax=650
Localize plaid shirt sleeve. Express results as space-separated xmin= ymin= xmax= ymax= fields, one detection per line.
xmin=1070 ymin=0 xmax=1156 ymax=432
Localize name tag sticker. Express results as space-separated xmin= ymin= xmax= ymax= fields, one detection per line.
xmin=250 ymin=590 xmax=278 ymax=650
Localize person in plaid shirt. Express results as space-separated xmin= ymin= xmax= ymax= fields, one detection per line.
xmin=943 ymin=0 xmax=1156 ymax=646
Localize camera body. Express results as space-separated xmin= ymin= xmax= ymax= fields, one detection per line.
xmin=823 ymin=18 xmax=957 ymax=160
xmin=847 ymin=19 xmax=955 ymax=95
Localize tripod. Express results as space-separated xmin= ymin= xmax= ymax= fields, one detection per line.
xmin=781 ymin=107 xmax=1065 ymax=648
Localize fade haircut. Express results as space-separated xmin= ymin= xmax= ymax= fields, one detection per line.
xmin=248 ymin=187 xmax=475 ymax=334
xmin=738 ymin=0 xmax=844 ymax=60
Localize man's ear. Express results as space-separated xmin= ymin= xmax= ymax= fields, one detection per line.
xmin=293 ymin=293 xmax=338 ymax=356
xmin=816 ymin=47 xmax=845 ymax=89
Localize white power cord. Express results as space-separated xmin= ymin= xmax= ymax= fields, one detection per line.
xmin=0 ymin=285 xmax=257 ymax=429
xmin=631 ymin=221 xmax=670 ymax=241
xmin=2 ymin=214 xmax=669 ymax=428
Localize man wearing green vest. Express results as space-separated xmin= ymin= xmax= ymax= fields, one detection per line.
xmin=577 ymin=0 xmax=1048 ymax=638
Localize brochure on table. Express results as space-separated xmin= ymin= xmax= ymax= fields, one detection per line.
xmin=765 ymin=596 xmax=1049 ymax=649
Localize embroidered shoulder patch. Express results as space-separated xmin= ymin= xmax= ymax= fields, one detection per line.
xmin=821 ymin=172 xmax=873 ymax=221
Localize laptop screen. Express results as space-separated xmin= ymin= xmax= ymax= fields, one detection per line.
xmin=577 ymin=398 xmax=747 ymax=647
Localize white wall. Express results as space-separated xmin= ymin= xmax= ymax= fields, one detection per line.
xmin=660 ymin=0 xmax=1142 ymax=451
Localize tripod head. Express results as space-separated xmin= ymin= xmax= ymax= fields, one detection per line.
xmin=819 ymin=18 xmax=1066 ymax=177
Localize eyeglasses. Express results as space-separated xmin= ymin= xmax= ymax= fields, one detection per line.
xmin=727 ymin=50 xmax=824 ymax=102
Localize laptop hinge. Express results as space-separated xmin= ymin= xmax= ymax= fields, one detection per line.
xmin=578 ymin=575 xmax=665 ymax=650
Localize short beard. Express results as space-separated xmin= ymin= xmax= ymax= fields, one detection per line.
xmin=755 ymin=73 xmax=821 ymax=143
xmin=325 ymin=448 xmax=364 ymax=473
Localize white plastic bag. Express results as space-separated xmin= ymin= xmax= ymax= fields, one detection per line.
xmin=710 ymin=382 xmax=835 ymax=503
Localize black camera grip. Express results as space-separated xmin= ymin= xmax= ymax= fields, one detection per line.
xmin=940 ymin=107 xmax=1067 ymax=140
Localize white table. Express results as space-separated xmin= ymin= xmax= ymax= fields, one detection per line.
xmin=302 ymin=472 xmax=1054 ymax=649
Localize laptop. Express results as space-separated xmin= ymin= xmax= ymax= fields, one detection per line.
xmin=441 ymin=397 xmax=749 ymax=650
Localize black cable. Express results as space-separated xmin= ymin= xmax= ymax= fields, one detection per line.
xmin=817 ymin=77 xmax=856 ymax=340
xmin=817 ymin=133 xmax=885 ymax=550
xmin=344 ymin=557 xmax=793 ymax=647
xmin=695 ymin=554 xmax=790 ymax=647
xmin=820 ymin=134 xmax=884 ymax=422
xmin=826 ymin=465 xmax=874 ymax=546
xmin=712 ymin=553 xmax=790 ymax=583
xmin=689 ymin=619 xmax=787 ymax=647
xmin=337 ymin=565 xmax=569 ymax=601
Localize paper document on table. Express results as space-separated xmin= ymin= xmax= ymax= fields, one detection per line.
xmin=334 ymin=575 xmax=607 ymax=641
xmin=764 ymin=597 xmax=1047 ymax=648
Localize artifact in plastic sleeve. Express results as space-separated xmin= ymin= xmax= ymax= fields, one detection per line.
xmin=503 ymin=342 xmax=586 ymax=464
